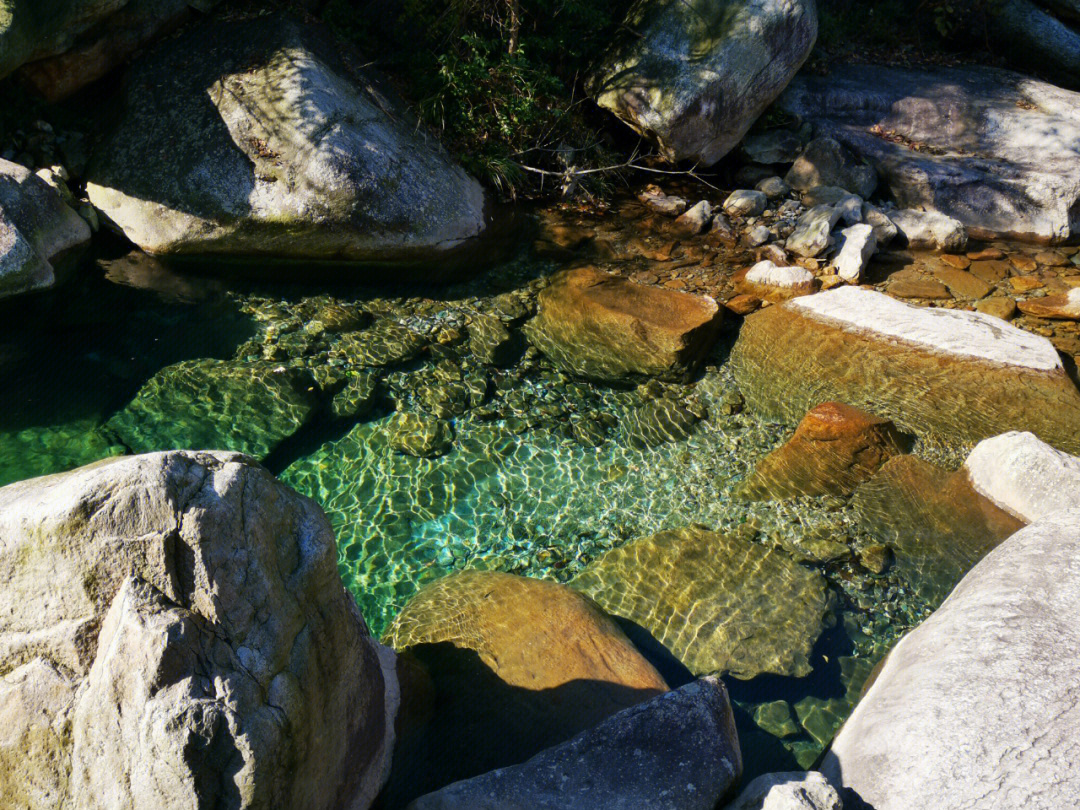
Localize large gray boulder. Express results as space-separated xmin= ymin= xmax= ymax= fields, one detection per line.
xmin=821 ymin=509 xmax=1080 ymax=810
xmin=0 ymin=0 xmax=125 ymax=78
xmin=589 ymin=0 xmax=817 ymax=165
xmin=0 ymin=157 xmax=90 ymax=299
xmin=0 ymin=451 xmax=397 ymax=810
xmin=988 ymin=0 xmax=1080 ymax=89
xmin=86 ymin=15 xmax=488 ymax=266
xmin=777 ymin=64 xmax=1080 ymax=242
xmin=407 ymin=677 xmax=741 ymax=810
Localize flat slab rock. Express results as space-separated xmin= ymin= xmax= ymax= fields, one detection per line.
xmin=778 ymin=63 xmax=1080 ymax=242
xmin=571 ymin=525 xmax=831 ymax=679
xmin=730 ymin=286 xmax=1080 ymax=453
xmin=822 ymin=508 xmax=1080 ymax=810
xmin=407 ymin=677 xmax=741 ymax=810
xmin=524 ymin=266 xmax=722 ymax=383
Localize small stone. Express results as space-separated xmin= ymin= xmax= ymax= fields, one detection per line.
xmin=752 ymin=701 xmax=800 ymax=738
xmin=888 ymin=278 xmax=952 ymax=299
xmin=976 ymin=297 xmax=1017 ymax=320
xmin=747 ymin=225 xmax=772 ymax=246
xmin=858 ymin=544 xmax=891 ymax=574
xmin=1010 ymin=254 xmax=1039 ymax=273
xmin=672 ymin=200 xmax=714 ymax=235
xmin=738 ymin=260 xmax=818 ymax=300
xmin=709 ymin=212 xmax=738 ymax=244
xmin=834 ymin=223 xmax=877 ymax=283
xmin=724 ymin=189 xmax=768 ymax=218
xmin=756 ymin=175 xmax=791 ymax=200
xmin=1017 ymin=288 xmax=1080 ymax=320
xmin=726 ymin=771 xmax=842 ymax=810
xmin=889 ymin=209 xmax=967 ymax=252
xmin=942 ymin=253 xmax=972 ymax=269
xmin=1009 ymin=276 xmax=1044 ymax=293
xmin=468 ymin=313 xmax=519 ymax=366
xmin=862 ymin=203 xmax=899 ymax=245
xmin=837 ymin=194 xmax=864 ymax=226
xmin=726 ymin=294 xmax=763 ymax=315
xmin=800 ymin=185 xmax=852 ymax=207
xmin=786 ymin=204 xmax=841 ymax=258
xmin=1035 ymin=250 xmax=1068 ymax=267
xmin=638 ymin=185 xmax=688 ymax=216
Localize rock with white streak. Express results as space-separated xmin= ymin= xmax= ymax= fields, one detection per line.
xmin=833 ymin=223 xmax=876 ymax=282
xmin=0 ymin=451 xmax=397 ymax=810
xmin=821 ymin=509 xmax=1080 ymax=810
xmin=963 ymin=431 xmax=1080 ymax=522
xmin=673 ymin=200 xmax=714 ymax=235
xmin=889 ymin=209 xmax=967 ymax=252
xmin=726 ymin=771 xmax=842 ymax=810
xmin=738 ymin=260 xmax=817 ymax=300
xmin=731 ymin=286 xmax=1080 ymax=452
xmin=1017 ymin=287 xmax=1080 ymax=320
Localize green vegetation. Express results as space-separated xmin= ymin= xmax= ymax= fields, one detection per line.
xmin=321 ymin=0 xmax=633 ymax=198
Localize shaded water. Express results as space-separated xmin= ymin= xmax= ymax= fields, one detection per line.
xmin=0 ymin=225 xmax=946 ymax=778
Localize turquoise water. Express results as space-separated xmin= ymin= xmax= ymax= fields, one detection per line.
xmin=0 ymin=237 xmax=937 ymax=777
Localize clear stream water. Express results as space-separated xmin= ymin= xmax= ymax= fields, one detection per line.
xmin=0 ymin=227 xmax=947 ymax=780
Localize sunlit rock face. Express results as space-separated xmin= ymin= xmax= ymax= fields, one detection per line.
xmin=572 ymin=525 xmax=831 ymax=679
xmin=0 ymin=451 xmax=395 ymax=810
xmin=589 ymin=0 xmax=817 ymax=165
xmin=822 ymin=509 xmax=1080 ymax=810
xmin=963 ymin=431 xmax=1080 ymax=521
xmin=730 ymin=287 xmax=1080 ymax=453
xmin=524 ymin=266 xmax=722 ymax=383
xmin=380 ymin=571 xmax=669 ymax=806
xmin=777 ymin=64 xmax=1080 ymax=243
xmin=86 ymin=15 xmax=488 ymax=265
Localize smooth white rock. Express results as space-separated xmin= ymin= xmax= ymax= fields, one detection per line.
xmin=888 ymin=208 xmax=967 ymax=251
xmin=964 ymin=431 xmax=1080 ymax=522
xmin=747 ymin=260 xmax=815 ymax=291
xmin=822 ymin=508 xmax=1080 ymax=810
xmin=833 ymin=223 xmax=876 ymax=282
xmin=726 ymin=771 xmax=842 ymax=810
xmin=791 ymin=286 xmax=1062 ymax=370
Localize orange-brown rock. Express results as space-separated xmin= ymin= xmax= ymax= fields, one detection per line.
xmin=379 ymin=571 xmax=668 ymax=805
xmin=1018 ymin=289 xmax=1080 ymax=320
xmin=725 ymin=293 xmax=763 ymax=315
xmin=738 ymin=402 xmax=907 ymax=500
xmin=524 ymin=266 xmax=722 ymax=382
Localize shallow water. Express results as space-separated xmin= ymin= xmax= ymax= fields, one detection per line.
xmin=0 ymin=228 xmax=949 ymax=779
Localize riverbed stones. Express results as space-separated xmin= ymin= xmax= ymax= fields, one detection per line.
xmin=0 ymin=157 xmax=90 ymax=299
xmin=407 ymin=677 xmax=741 ymax=810
xmin=335 ymin=320 xmax=428 ymax=367
xmin=963 ymin=431 xmax=1080 ymax=522
xmin=467 ymin=313 xmax=519 ymax=366
xmin=777 ymin=64 xmax=1080 ymax=242
xmin=787 ymin=205 xmax=841 ymax=258
xmin=786 ymin=137 xmax=876 ymax=198
xmin=106 ymin=359 xmax=318 ymax=460
xmin=739 ymin=402 xmax=905 ymax=500
xmin=86 ymin=15 xmax=488 ymax=265
xmin=730 ymin=286 xmax=1080 ymax=453
xmin=589 ymin=0 xmax=818 ymax=165
xmin=0 ymin=451 xmax=396 ymax=810
xmin=524 ymin=266 xmax=722 ymax=383
xmin=821 ymin=508 xmax=1080 ymax=810
xmin=572 ymin=525 xmax=831 ymax=679
xmin=726 ymin=771 xmax=841 ymax=810
xmin=387 ymin=412 xmax=453 ymax=458
xmin=1018 ymin=287 xmax=1080 ymax=319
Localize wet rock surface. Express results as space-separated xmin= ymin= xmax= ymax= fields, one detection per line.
xmin=572 ymin=525 xmax=831 ymax=679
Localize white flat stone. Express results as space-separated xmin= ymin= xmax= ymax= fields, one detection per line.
xmin=964 ymin=431 xmax=1080 ymax=522
xmin=746 ymin=260 xmax=815 ymax=290
xmin=833 ymin=223 xmax=876 ymax=282
xmin=791 ymin=286 xmax=1063 ymax=370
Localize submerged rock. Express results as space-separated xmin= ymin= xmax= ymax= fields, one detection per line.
xmin=778 ymin=64 xmax=1080 ymax=242
xmin=330 ymin=370 xmax=381 ymax=419
xmin=0 ymin=451 xmax=396 ymax=810
xmin=822 ymin=509 xmax=1080 ymax=810
xmin=622 ymin=397 xmax=702 ymax=447
xmin=726 ymin=771 xmax=842 ymax=810
xmin=387 ymin=412 xmax=454 ymax=458
xmin=730 ymin=286 xmax=1080 ymax=453
xmin=573 ymin=525 xmax=831 ymax=679
xmin=407 ymin=677 xmax=741 ymax=810
xmin=589 ymin=0 xmax=818 ymax=165
xmin=334 ymin=320 xmax=428 ymax=367
xmin=1017 ymin=286 xmax=1080 ymax=319
xmin=86 ymin=15 xmax=488 ymax=265
xmin=738 ymin=402 xmax=906 ymax=501
xmin=524 ymin=266 xmax=722 ymax=383
xmin=468 ymin=313 xmax=519 ymax=366
xmin=106 ymin=359 xmax=318 ymax=460
xmin=381 ymin=571 xmax=669 ymax=805
xmin=0 ymin=157 xmax=91 ymax=299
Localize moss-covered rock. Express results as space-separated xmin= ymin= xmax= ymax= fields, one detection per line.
xmin=86 ymin=15 xmax=488 ymax=266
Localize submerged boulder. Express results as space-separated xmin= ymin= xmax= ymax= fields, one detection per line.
xmin=0 ymin=157 xmax=90 ymax=299
xmin=572 ymin=525 xmax=831 ymax=679
xmin=822 ymin=509 xmax=1080 ymax=809
xmin=407 ymin=677 xmax=741 ymax=810
xmin=0 ymin=451 xmax=396 ymax=810
xmin=777 ymin=64 xmax=1080 ymax=242
xmin=86 ymin=15 xmax=487 ymax=265
xmin=106 ymin=358 xmax=319 ymax=460
xmin=589 ymin=0 xmax=818 ymax=165
xmin=730 ymin=286 xmax=1080 ymax=453
xmin=380 ymin=571 xmax=669 ymax=805
xmin=524 ymin=266 xmax=722 ymax=383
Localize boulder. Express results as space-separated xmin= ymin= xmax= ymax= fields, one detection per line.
xmin=105 ymin=358 xmax=319 ymax=460
xmin=786 ymin=204 xmax=841 ymax=258
xmin=524 ymin=266 xmax=722 ymax=383
xmin=0 ymin=451 xmax=396 ymax=810
xmin=888 ymin=209 xmax=967 ymax=252
xmin=1018 ymin=286 xmax=1080 ymax=319
xmin=987 ymin=0 xmax=1080 ymax=90
xmin=821 ymin=509 xmax=1080 ymax=810
xmin=0 ymin=0 xmax=126 ymax=78
xmin=785 ymin=137 xmax=876 ymax=198
xmin=726 ymin=771 xmax=842 ymax=810
xmin=572 ymin=525 xmax=831 ymax=679
xmin=380 ymin=571 xmax=669 ymax=805
xmin=963 ymin=431 xmax=1080 ymax=522
xmin=86 ymin=16 xmax=488 ymax=265
xmin=832 ymin=223 xmax=876 ymax=282
xmin=738 ymin=402 xmax=906 ymax=500
xmin=407 ymin=677 xmax=741 ymax=810
xmin=777 ymin=64 xmax=1080 ymax=242
xmin=730 ymin=286 xmax=1080 ymax=453
xmin=0 ymin=157 xmax=91 ymax=299
xmin=589 ymin=0 xmax=818 ymax=165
